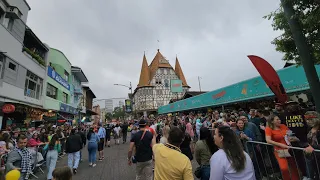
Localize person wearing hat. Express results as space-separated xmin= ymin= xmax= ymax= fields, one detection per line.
xmin=280 ymin=101 xmax=310 ymax=179
xmin=128 ymin=119 xmax=154 ymax=180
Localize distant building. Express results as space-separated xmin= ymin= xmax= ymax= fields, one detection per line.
xmin=92 ymin=104 xmax=101 ymax=123
xmin=119 ymin=100 xmax=124 ymax=108
xmin=105 ymin=99 xmax=113 ymax=113
xmin=132 ymin=49 xmax=190 ymax=116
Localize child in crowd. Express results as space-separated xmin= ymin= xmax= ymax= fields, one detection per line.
xmin=52 ymin=166 xmax=72 ymax=180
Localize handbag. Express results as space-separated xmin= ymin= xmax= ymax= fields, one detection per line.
xmin=194 ymin=166 xmax=202 ymax=178
xmin=132 ymin=130 xmax=147 ymax=164
xmin=277 ymin=149 xmax=291 ymax=158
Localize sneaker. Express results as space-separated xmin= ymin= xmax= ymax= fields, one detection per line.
xmin=89 ymin=163 xmax=92 ymax=166
xmin=98 ymin=158 xmax=102 ymax=161
xmin=102 ymin=156 xmax=105 ymax=160
xmin=92 ymin=163 xmax=96 ymax=167
xmin=73 ymin=168 xmax=77 ymax=174
xmin=108 ymin=145 xmax=110 ymax=147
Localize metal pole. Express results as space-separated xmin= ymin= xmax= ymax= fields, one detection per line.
xmin=129 ymin=82 xmax=132 ymax=94
xmin=280 ymin=0 xmax=320 ymax=112
xmin=198 ymin=76 xmax=202 ymax=92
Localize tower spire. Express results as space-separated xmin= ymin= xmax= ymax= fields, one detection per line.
xmin=175 ymin=56 xmax=189 ymax=87
xmin=137 ymin=53 xmax=150 ymax=87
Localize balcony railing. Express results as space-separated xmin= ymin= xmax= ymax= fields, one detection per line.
xmin=22 ymin=47 xmax=45 ymax=66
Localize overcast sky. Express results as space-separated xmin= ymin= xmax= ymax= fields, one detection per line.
xmin=26 ymin=0 xmax=284 ymax=107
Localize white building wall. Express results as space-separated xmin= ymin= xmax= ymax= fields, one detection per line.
xmin=0 ymin=0 xmax=46 ymax=106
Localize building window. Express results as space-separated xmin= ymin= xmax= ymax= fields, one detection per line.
xmin=7 ymin=18 xmax=14 ymax=31
xmin=63 ymin=92 xmax=68 ymax=103
xmin=156 ymin=79 xmax=162 ymax=84
xmin=0 ymin=8 xmax=4 ymax=23
xmin=164 ymin=79 xmax=169 ymax=87
xmin=156 ymin=90 xmax=162 ymax=95
xmin=0 ymin=55 xmax=3 ymax=78
xmin=25 ymin=70 xmax=43 ymax=99
xmin=64 ymin=70 xmax=69 ymax=81
xmin=8 ymin=62 xmax=16 ymax=71
xmin=46 ymin=83 xmax=57 ymax=99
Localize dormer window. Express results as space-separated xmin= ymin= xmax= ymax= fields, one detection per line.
xmin=156 ymin=79 xmax=162 ymax=84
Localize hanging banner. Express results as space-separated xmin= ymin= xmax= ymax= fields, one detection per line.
xmin=170 ymin=79 xmax=183 ymax=93
xmin=125 ymin=99 xmax=132 ymax=113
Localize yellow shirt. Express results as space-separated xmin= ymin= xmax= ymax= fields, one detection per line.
xmin=153 ymin=143 xmax=193 ymax=180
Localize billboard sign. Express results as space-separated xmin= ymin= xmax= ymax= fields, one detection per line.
xmin=125 ymin=99 xmax=132 ymax=113
xmin=170 ymin=79 xmax=183 ymax=93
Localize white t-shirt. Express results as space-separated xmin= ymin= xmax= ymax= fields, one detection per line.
xmin=209 ymin=149 xmax=256 ymax=180
xmin=114 ymin=127 xmax=121 ymax=135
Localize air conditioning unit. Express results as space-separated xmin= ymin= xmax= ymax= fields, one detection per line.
xmin=5 ymin=6 xmax=21 ymax=19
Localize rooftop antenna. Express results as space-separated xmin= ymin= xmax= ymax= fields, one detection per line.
xmin=157 ymin=40 xmax=160 ymax=51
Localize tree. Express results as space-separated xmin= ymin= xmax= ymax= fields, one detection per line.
xmin=265 ymin=0 xmax=320 ymax=64
xmin=112 ymin=107 xmax=125 ymax=119
xmin=105 ymin=112 xmax=113 ymax=121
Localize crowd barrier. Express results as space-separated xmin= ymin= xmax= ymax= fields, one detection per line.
xmin=246 ymin=141 xmax=320 ymax=180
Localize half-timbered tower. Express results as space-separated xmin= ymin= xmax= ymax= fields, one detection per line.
xmin=132 ymin=49 xmax=190 ymax=115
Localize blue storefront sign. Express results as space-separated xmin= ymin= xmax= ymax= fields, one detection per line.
xmin=47 ymin=66 xmax=70 ymax=90
xmin=158 ymin=65 xmax=320 ymax=114
xmin=60 ymin=103 xmax=77 ymax=114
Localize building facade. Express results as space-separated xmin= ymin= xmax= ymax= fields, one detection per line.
xmin=70 ymin=66 xmax=88 ymax=113
xmin=44 ymin=48 xmax=77 ymax=121
xmin=132 ymin=49 xmax=190 ymax=115
xmin=80 ymin=85 xmax=97 ymax=122
xmin=0 ymin=0 xmax=53 ymax=128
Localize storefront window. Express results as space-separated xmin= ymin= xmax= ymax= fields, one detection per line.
xmin=24 ymin=70 xmax=43 ymax=99
xmin=46 ymin=83 xmax=57 ymax=99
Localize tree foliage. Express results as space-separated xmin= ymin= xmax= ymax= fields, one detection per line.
xmin=264 ymin=0 xmax=320 ymax=64
xmin=105 ymin=112 xmax=113 ymax=121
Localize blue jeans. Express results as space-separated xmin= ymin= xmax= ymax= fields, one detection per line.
xmin=88 ymin=142 xmax=98 ymax=164
xmin=46 ymin=150 xmax=58 ymax=180
xmin=68 ymin=151 xmax=80 ymax=169
xmin=201 ymin=166 xmax=210 ymax=180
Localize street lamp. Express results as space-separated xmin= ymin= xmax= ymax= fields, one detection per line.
xmin=114 ymin=82 xmax=132 ymax=94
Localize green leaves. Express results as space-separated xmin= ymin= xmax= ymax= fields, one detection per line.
xmin=266 ymin=0 xmax=320 ymax=64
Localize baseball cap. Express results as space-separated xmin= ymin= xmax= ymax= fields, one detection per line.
xmin=139 ymin=119 xmax=147 ymax=126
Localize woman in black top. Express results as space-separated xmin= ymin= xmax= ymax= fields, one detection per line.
xmin=179 ymin=125 xmax=193 ymax=160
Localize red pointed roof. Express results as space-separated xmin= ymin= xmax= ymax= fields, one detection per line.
xmin=175 ymin=57 xmax=189 ymax=87
xmin=137 ymin=53 xmax=151 ymax=87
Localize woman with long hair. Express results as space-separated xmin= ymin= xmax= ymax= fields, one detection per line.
xmin=210 ymin=126 xmax=255 ymax=180
xmin=265 ymin=115 xmax=299 ymax=180
xmin=179 ymin=125 xmax=193 ymax=161
xmin=87 ymin=127 xmax=99 ymax=167
xmin=44 ymin=134 xmax=61 ymax=180
xmin=160 ymin=125 xmax=170 ymax=144
xmin=195 ymin=127 xmax=218 ymax=180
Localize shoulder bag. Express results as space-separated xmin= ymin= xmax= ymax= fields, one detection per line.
xmin=132 ymin=130 xmax=147 ymax=164
xmin=276 ymin=129 xmax=292 ymax=158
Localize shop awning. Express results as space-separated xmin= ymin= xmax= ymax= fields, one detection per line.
xmin=158 ymin=64 xmax=320 ymax=114
xmin=86 ymin=109 xmax=98 ymax=115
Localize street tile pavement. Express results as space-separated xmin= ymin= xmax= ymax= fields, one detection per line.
xmin=35 ymin=138 xmax=198 ymax=180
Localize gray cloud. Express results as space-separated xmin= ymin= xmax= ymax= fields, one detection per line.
xmin=26 ymin=0 xmax=284 ymax=106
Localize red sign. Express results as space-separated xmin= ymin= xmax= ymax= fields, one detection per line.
xmin=172 ymin=83 xmax=181 ymax=87
xmin=212 ymin=90 xmax=226 ymax=99
xmin=2 ymin=104 xmax=15 ymax=113
xmin=57 ymin=120 xmax=66 ymax=123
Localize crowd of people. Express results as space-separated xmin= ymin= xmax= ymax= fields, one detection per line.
xmin=127 ymin=100 xmax=320 ymax=180
xmin=0 ymin=99 xmax=319 ymax=180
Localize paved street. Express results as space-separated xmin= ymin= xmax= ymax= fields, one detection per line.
xmin=35 ymin=135 xmax=198 ymax=180
xmin=37 ymin=140 xmax=136 ymax=180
